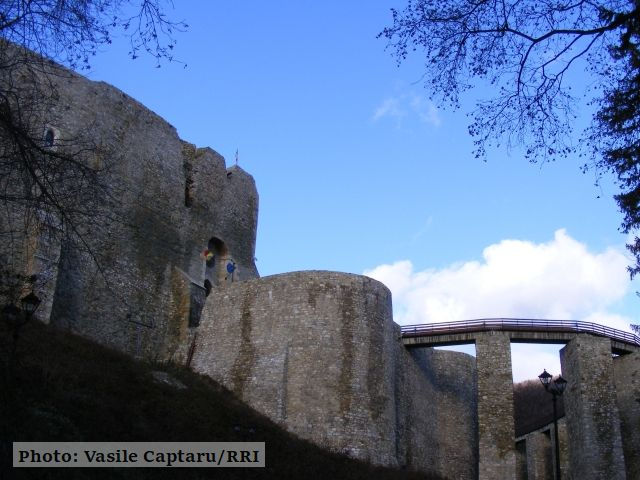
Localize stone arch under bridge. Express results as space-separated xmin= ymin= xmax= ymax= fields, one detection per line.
xmin=401 ymin=319 xmax=640 ymax=480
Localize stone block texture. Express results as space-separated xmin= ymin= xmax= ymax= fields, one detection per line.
xmin=560 ymin=335 xmax=626 ymax=479
xmin=3 ymin=59 xmax=259 ymax=360
xmin=2 ymin=54 xmax=482 ymax=478
xmin=557 ymin=419 xmax=569 ymax=479
xmin=407 ymin=347 xmax=478 ymax=479
xmin=525 ymin=430 xmax=553 ymax=480
xmin=516 ymin=440 xmax=527 ymax=480
xmin=517 ymin=418 xmax=569 ymax=480
xmin=10 ymin=49 xmax=640 ymax=480
xmin=614 ymin=351 xmax=640 ymax=479
xmin=190 ymin=271 xmax=478 ymax=478
xmin=476 ymin=331 xmax=516 ymax=479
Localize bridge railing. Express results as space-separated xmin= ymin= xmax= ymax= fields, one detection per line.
xmin=400 ymin=318 xmax=640 ymax=347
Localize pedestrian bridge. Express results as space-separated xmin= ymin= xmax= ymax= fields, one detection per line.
xmin=400 ymin=318 xmax=640 ymax=354
xmin=399 ymin=318 xmax=640 ymax=479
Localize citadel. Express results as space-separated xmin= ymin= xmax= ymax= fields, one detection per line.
xmin=3 ymin=57 xmax=640 ymax=480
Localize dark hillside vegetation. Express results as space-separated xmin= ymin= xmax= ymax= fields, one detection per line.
xmin=0 ymin=320 xmax=442 ymax=480
xmin=513 ymin=379 xmax=565 ymax=437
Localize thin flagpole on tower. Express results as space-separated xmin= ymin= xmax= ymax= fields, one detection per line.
xmin=235 ymin=149 xmax=239 ymax=166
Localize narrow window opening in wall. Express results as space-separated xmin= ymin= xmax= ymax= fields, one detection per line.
xmin=183 ymin=160 xmax=194 ymax=207
xmin=184 ymin=180 xmax=193 ymax=207
xmin=43 ymin=128 xmax=55 ymax=148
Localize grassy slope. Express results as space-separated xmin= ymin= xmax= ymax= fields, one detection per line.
xmin=1 ymin=321 xmax=441 ymax=480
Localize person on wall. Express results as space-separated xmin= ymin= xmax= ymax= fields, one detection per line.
xmin=226 ymin=260 xmax=236 ymax=282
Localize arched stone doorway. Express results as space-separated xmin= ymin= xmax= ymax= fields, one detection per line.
xmin=204 ymin=237 xmax=232 ymax=286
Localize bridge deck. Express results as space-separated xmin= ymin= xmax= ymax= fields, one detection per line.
xmin=400 ymin=318 xmax=640 ymax=354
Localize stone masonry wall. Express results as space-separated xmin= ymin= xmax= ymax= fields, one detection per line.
xmin=560 ymin=335 xmax=626 ymax=479
xmin=190 ymin=270 xmax=478 ymax=477
xmin=614 ymin=351 xmax=640 ymax=479
xmin=517 ymin=419 xmax=568 ymax=480
xmin=476 ymin=331 xmax=516 ymax=479
xmin=191 ymin=271 xmax=399 ymax=465
xmin=10 ymin=48 xmax=640 ymax=480
xmin=3 ymin=54 xmax=480 ymax=477
xmin=393 ymin=343 xmax=438 ymax=472
xmin=23 ymin=66 xmax=261 ymax=360
xmin=524 ymin=430 xmax=552 ymax=480
xmin=407 ymin=347 xmax=478 ymax=479
xmin=557 ymin=417 xmax=569 ymax=479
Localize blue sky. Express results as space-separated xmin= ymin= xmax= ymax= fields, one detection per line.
xmin=84 ymin=1 xmax=637 ymax=381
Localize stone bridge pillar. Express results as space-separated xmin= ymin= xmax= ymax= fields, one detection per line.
xmin=476 ymin=331 xmax=516 ymax=479
xmin=614 ymin=350 xmax=640 ymax=479
xmin=560 ymin=335 xmax=626 ymax=479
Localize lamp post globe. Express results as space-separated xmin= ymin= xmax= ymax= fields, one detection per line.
xmin=552 ymin=375 xmax=567 ymax=395
xmin=539 ymin=369 xmax=553 ymax=388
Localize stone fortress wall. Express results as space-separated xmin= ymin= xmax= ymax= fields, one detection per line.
xmin=19 ymin=63 xmax=259 ymax=360
xmin=513 ymin=340 xmax=640 ymax=480
xmin=190 ymin=271 xmax=477 ymax=477
xmin=10 ymin=56 xmax=640 ymax=479
xmin=3 ymin=60 xmax=479 ymax=478
xmin=614 ymin=350 xmax=640 ymax=480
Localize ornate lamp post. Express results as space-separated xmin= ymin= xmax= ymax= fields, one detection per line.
xmin=539 ymin=369 xmax=567 ymax=480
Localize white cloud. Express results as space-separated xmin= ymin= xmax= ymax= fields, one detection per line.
xmin=363 ymin=229 xmax=634 ymax=382
xmin=365 ymin=229 xmax=629 ymax=324
xmin=511 ymin=344 xmax=564 ymax=383
xmin=372 ymin=97 xmax=405 ymax=123
xmin=372 ymin=94 xmax=441 ymax=128
xmin=410 ymin=96 xmax=442 ymax=127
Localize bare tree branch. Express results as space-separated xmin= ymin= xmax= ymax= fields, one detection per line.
xmin=380 ymin=0 xmax=640 ymax=278
xmin=0 ymin=1 xmax=185 ymax=304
